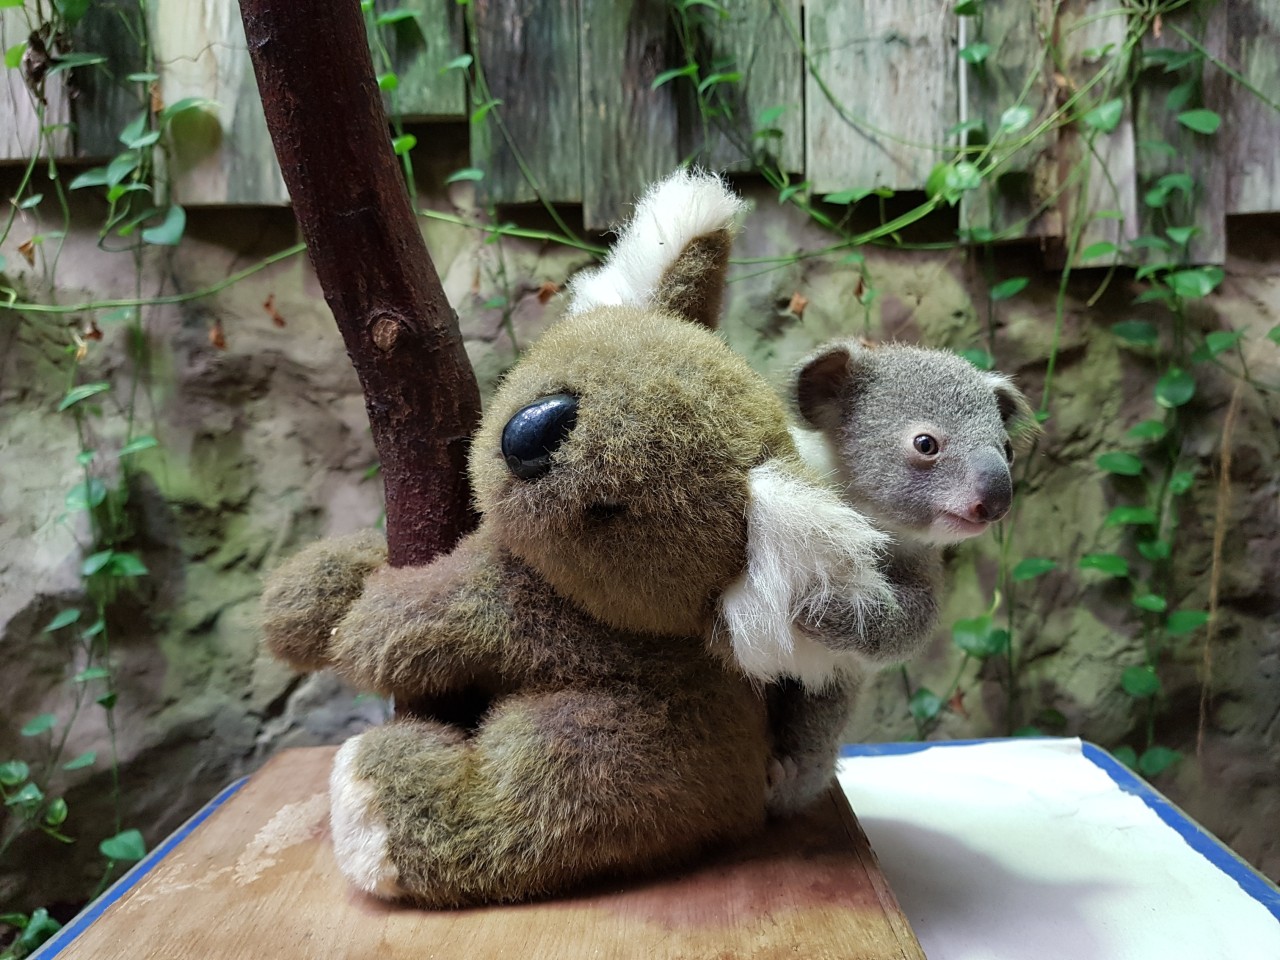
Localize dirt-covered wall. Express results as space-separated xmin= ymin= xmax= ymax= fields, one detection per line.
xmin=2 ymin=164 xmax=1277 ymax=913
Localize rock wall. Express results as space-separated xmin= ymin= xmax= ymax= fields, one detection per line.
xmin=1 ymin=171 xmax=1276 ymax=914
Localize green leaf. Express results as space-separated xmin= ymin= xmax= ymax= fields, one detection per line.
xmin=161 ymin=97 xmax=216 ymax=123
xmin=777 ymin=181 xmax=810 ymax=204
xmin=66 ymin=477 xmax=107 ymax=511
xmin=81 ymin=550 xmax=114 ymax=576
xmin=1126 ymin=419 xmax=1168 ymax=442
xmin=1177 ymin=109 xmax=1221 ymax=135
xmin=126 ymin=71 xmax=159 ymax=83
xmin=97 ymin=691 xmax=118 ymax=709
xmin=696 ymin=71 xmax=741 ymax=94
xmin=908 ymin=687 xmax=944 ymax=724
xmin=959 ymin=42 xmax=990 ymax=65
xmin=1195 ymin=330 xmax=1243 ymax=361
xmin=1268 ymin=325 xmax=1280 ymax=346
xmin=45 ymin=797 xmax=68 ymax=826
xmin=46 ymin=52 xmax=107 ymax=78
xmin=44 ymin=609 xmax=82 ymax=633
xmin=21 ymin=713 xmax=56 ymax=736
xmin=63 ymin=751 xmax=97 ymax=771
xmin=1096 ymin=452 xmax=1143 ymax=476
xmin=1167 ymin=267 xmax=1223 ymax=299
xmin=650 ymin=63 xmax=698 ymax=90
xmin=6 ymin=782 xmax=44 ymax=808
xmin=1138 ymin=746 xmax=1181 ymax=777
xmin=959 ymin=348 xmax=994 ymax=371
xmin=1012 ymin=558 xmax=1057 ymax=581
xmin=952 ymin=616 xmax=1008 ymax=658
xmin=117 ymin=111 xmax=148 ymax=147
xmin=1166 ymin=610 xmax=1209 ymax=635
xmin=1111 ymin=320 xmax=1158 ymax=345
xmin=955 ymin=0 xmax=981 ymax=13
xmin=999 ymin=105 xmax=1034 ymax=134
xmin=1137 ymin=540 xmax=1170 ymax=561
xmin=81 ymin=618 xmax=105 ymax=640
xmin=445 ymin=167 xmax=484 ymax=184
xmin=73 ymin=667 xmax=111 ymax=683
xmin=1121 ymin=665 xmax=1160 ymax=698
xmin=1166 ymin=225 xmax=1198 ymax=247
xmin=109 ymin=552 xmax=149 ymax=577
xmin=18 ymin=192 xmax=42 ymax=209
xmin=1105 ymin=505 xmax=1157 ymax=527
xmin=1012 ymin=726 xmax=1044 ymax=738
xmin=0 ymin=760 xmax=29 ymax=786
xmin=377 ymin=72 xmax=399 ymax=91
xmin=823 ymin=187 xmax=880 ymax=205
xmin=390 ymin=133 xmax=417 ymax=155
xmin=1079 ymin=553 xmax=1129 ymax=577
xmin=1130 ymin=234 xmax=1172 ymax=252
xmin=1133 ymin=593 xmax=1168 ymax=613
xmin=4 ymin=42 xmax=24 ymax=70
xmin=925 ymin=161 xmax=981 ymax=205
xmin=69 ymin=166 xmax=110 ymax=190
xmin=99 ymin=828 xmax=146 ymax=862
xmin=1168 ymin=470 xmax=1195 ymax=495
xmin=1079 ymin=241 xmax=1117 ymax=260
xmin=375 ymin=8 xmax=419 ymax=25
xmin=990 ymin=277 xmax=1029 ymax=301
xmin=1166 ymin=79 xmax=1195 ymax=113
xmin=1082 ymin=97 xmax=1124 ymax=133
xmin=58 ymin=382 xmax=111 ymax=411
xmin=142 ymin=206 xmax=186 ymax=246
xmin=1112 ymin=745 xmax=1138 ymax=770
xmin=106 ymin=152 xmax=140 ymax=187
xmin=119 ymin=435 xmax=158 ymax=457
xmin=1155 ymin=367 xmax=1195 ymax=408
xmin=439 ymin=54 xmax=472 ymax=74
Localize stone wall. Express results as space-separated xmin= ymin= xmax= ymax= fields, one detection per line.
xmin=1 ymin=169 xmax=1276 ymax=913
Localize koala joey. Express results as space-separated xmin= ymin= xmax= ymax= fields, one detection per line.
xmin=761 ymin=339 xmax=1036 ymax=813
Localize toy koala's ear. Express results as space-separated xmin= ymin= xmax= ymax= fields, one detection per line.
xmin=985 ymin=372 xmax=1040 ymax=447
xmin=565 ymin=168 xmax=746 ymax=329
xmin=792 ymin=341 xmax=873 ymax=431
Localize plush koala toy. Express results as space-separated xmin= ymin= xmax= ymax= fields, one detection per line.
xmin=740 ymin=340 xmax=1037 ymax=812
xmin=260 ymin=170 xmax=890 ymax=907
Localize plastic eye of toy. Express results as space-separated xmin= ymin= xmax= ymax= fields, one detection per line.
xmin=501 ymin=393 xmax=579 ymax=480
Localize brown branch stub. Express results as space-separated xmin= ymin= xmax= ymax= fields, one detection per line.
xmin=238 ymin=0 xmax=482 ymax=568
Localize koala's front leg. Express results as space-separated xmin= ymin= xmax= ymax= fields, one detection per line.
xmin=261 ymin=531 xmax=388 ymax=671
xmin=799 ymin=544 xmax=941 ymax=665
xmin=765 ymin=667 xmax=863 ymax=816
xmin=326 ymin=532 xmax=511 ymax=700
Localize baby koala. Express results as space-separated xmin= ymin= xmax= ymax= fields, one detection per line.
xmin=764 ymin=339 xmax=1036 ymax=812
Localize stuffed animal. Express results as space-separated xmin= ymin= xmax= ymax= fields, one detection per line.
xmin=260 ymin=170 xmax=891 ymax=907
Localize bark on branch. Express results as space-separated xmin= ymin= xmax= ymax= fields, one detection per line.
xmin=238 ymin=0 xmax=482 ymax=568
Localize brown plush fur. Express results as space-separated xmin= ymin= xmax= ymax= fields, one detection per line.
xmin=653 ymin=230 xmax=734 ymax=329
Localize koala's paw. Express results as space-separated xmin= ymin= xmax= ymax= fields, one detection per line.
xmin=764 ymin=752 xmax=833 ymax=818
xmin=329 ymin=735 xmax=404 ymax=900
xmin=261 ymin=531 xmax=387 ymax=671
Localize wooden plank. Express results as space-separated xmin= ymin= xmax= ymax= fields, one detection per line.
xmin=471 ymin=0 xmax=582 ymax=205
xmin=0 ymin=11 xmax=72 ymax=161
xmin=1225 ymin=0 xmax=1280 ymax=214
xmin=960 ymin=0 xmax=1059 ymax=240
xmin=679 ymin=0 xmax=804 ymax=174
xmin=372 ymin=0 xmax=466 ymax=120
xmin=804 ymin=0 xmax=957 ymax=194
xmin=1053 ymin=0 xmax=1139 ymax=267
xmin=1132 ymin=2 xmax=1228 ymax=264
xmin=579 ymin=0 xmax=679 ymax=230
xmin=69 ymin=0 xmax=147 ymax=158
xmin=53 ymin=746 xmax=926 ymax=960
xmin=150 ymin=0 xmax=288 ymax=205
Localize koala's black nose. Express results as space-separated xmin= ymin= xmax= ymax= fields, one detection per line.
xmin=501 ymin=394 xmax=578 ymax=481
xmin=967 ymin=460 xmax=1013 ymax=524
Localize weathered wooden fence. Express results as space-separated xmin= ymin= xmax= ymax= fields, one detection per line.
xmin=3 ymin=1 xmax=1277 ymax=254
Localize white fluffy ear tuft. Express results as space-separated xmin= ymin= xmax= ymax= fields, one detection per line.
xmin=718 ymin=461 xmax=893 ymax=688
xmin=565 ymin=168 xmax=746 ymax=315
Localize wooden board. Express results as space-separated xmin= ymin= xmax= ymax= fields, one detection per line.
xmin=959 ymin=0 xmax=1059 ymax=240
xmin=373 ymin=0 xmax=467 ymax=121
xmin=1225 ymin=0 xmax=1280 ymax=214
xmin=150 ymin=0 xmax=289 ymax=205
xmin=579 ymin=0 xmax=679 ymax=230
xmin=471 ymin=0 xmax=583 ymax=206
xmin=680 ymin=0 xmax=804 ymax=174
xmin=69 ymin=0 xmax=147 ymax=158
xmin=804 ymin=0 xmax=957 ymax=194
xmin=46 ymin=746 xmax=926 ymax=960
xmin=1132 ymin=1 xmax=1228 ymax=265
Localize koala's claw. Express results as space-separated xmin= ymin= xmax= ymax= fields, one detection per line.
xmin=765 ymin=754 xmax=799 ymax=795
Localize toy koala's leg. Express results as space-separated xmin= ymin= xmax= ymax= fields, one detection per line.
xmin=764 ymin=666 xmax=864 ymax=817
xmin=330 ymin=690 xmax=756 ymax=907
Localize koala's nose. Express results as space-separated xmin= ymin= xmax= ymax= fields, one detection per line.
xmin=967 ymin=458 xmax=1013 ymax=524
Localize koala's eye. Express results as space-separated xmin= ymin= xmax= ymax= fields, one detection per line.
xmin=1004 ymin=440 xmax=1015 ymax=463
xmin=501 ymin=394 xmax=578 ymax=481
xmin=913 ymin=434 xmax=940 ymax=457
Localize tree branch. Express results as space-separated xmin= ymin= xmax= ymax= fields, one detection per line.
xmin=238 ymin=0 xmax=482 ymax=567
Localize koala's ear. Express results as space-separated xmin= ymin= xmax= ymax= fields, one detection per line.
xmin=792 ymin=341 xmax=872 ymax=432
xmin=985 ymin=372 xmax=1040 ymax=446
xmin=565 ymin=168 xmax=746 ymax=329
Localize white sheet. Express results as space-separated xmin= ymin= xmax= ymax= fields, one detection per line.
xmin=838 ymin=739 xmax=1280 ymax=960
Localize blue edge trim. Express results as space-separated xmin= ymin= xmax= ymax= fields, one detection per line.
xmin=33 ymin=737 xmax=1280 ymax=955
xmin=31 ymin=776 xmax=250 ymax=960
xmin=840 ymin=738 xmax=1280 ymax=923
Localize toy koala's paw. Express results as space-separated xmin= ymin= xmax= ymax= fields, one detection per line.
xmin=329 ymin=735 xmax=404 ymax=900
xmin=261 ymin=531 xmax=387 ymax=671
